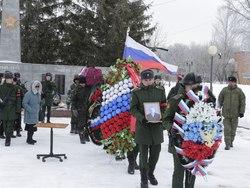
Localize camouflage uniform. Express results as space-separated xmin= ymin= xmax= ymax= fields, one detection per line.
xmin=218 ymin=83 xmax=245 ymax=149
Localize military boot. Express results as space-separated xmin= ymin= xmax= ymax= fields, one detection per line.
xmin=148 ymin=167 xmax=158 ymax=185
xmin=225 ymin=145 xmax=230 ymax=150
xmin=79 ymin=133 xmax=86 ymax=144
xmin=140 ymin=169 xmax=148 ymax=188
xmin=84 ymin=129 xmax=90 ymax=142
xmin=70 ymin=124 xmax=74 ymax=133
xmin=127 ymin=156 xmax=135 ymax=175
xmin=5 ymin=136 xmax=11 ymax=146
xmin=16 ymin=130 xmax=22 ymax=137
xmin=0 ymin=134 xmax=5 ymax=139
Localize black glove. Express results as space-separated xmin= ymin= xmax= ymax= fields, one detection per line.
xmin=239 ymin=113 xmax=244 ymax=118
xmin=141 ymin=118 xmax=149 ymax=125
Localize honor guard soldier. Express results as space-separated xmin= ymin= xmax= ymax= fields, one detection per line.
xmin=0 ymin=71 xmax=21 ymax=146
xmin=41 ymin=72 xmax=57 ymax=123
xmin=130 ymin=69 xmax=167 ymax=188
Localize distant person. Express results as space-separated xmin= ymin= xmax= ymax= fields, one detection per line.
xmin=167 ymin=75 xmax=183 ymax=100
xmin=67 ymin=74 xmax=79 ymax=134
xmin=146 ymin=107 xmax=161 ymax=122
xmin=71 ymin=76 xmax=91 ymax=144
xmin=154 ymin=75 xmax=162 ymax=86
xmin=218 ymin=76 xmax=246 ymax=150
xmin=41 ymin=72 xmax=57 ymax=123
xmin=0 ymin=71 xmax=21 ymax=146
xmin=22 ymin=81 xmax=42 ymax=145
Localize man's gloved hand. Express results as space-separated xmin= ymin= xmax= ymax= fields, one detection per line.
xmin=141 ymin=118 xmax=149 ymax=125
xmin=72 ymin=109 xmax=78 ymax=117
xmin=239 ymin=113 xmax=244 ymax=118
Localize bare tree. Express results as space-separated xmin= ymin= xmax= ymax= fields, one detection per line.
xmin=212 ymin=7 xmax=240 ymax=82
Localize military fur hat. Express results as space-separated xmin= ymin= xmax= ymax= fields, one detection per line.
xmin=79 ymin=76 xmax=86 ymax=84
xmin=45 ymin=72 xmax=52 ymax=77
xmin=4 ymin=71 xmax=14 ymax=79
xmin=228 ymin=76 xmax=237 ymax=82
xmin=14 ymin=72 xmax=21 ymax=78
xmin=141 ymin=69 xmax=154 ymax=80
xmin=195 ymin=75 xmax=202 ymax=84
xmin=73 ymin=74 xmax=79 ymax=82
xmin=182 ymin=72 xmax=196 ymax=86
xmin=154 ymin=75 xmax=161 ymax=80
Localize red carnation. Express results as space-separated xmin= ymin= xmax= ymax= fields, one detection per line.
xmin=95 ymin=89 xmax=102 ymax=96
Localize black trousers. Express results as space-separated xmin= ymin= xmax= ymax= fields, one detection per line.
xmin=42 ymin=105 xmax=51 ymax=122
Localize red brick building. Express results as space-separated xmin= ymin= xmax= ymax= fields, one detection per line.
xmin=234 ymin=51 xmax=250 ymax=85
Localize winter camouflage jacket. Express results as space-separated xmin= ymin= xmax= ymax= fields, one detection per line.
xmin=218 ymin=85 xmax=245 ymax=118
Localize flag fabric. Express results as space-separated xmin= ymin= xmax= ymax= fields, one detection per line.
xmin=123 ymin=35 xmax=178 ymax=75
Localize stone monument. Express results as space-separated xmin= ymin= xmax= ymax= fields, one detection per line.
xmin=0 ymin=0 xmax=21 ymax=62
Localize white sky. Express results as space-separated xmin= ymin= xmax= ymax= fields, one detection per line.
xmin=144 ymin=0 xmax=224 ymax=45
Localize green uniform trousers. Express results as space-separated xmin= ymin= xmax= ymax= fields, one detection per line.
xmin=172 ymin=152 xmax=195 ymax=188
xmin=3 ymin=120 xmax=15 ymax=136
xmin=223 ymin=117 xmax=238 ymax=146
xmin=139 ymin=144 xmax=161 ymax=170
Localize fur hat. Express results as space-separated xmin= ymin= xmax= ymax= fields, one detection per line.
xmin=182 ymin=72 xmax=196 ymax=86
xmin=154 ymin=75 xmax=161 ymax=80
xmin=195 ymin=75 xmax=202 ymax=84
xmin=14 ymin=72 xmax=21 ymax=78
xmin=79 ymin=76 xmax=86 ymax=84
xmin=4 ymin=71 xmax=13 ymax=79
xmin=45 ymin=72 xmax=52 ymax=77
xmin=141 ymin=69 xmax=154 ymax=80
xmin=73 ymin=74 xmax=79 ymax=82
xmin=228 ymin=76 xmax=237 ymax=82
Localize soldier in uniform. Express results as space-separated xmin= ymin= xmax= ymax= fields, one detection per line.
xmin=130 ymin=69 xmax=167 ymax=188
xmin=0 ymin=73 xmax=5 ymax=139
xmin=163 ymin=72 xmax=197 ymax=188
xmin=71 ymin=76 xmax=91 ymax=144
xmin=41 ymin=72 xmax=57 ymax=123
xmin=67 ymin=74 xmax=79 ymax=133
xmin=0 ymin=71 xmax=21 ymax=146
xmin=154 ymin=75 xmax=162 ymax=86
xmin=218 ymin=76 xmax=246 ymax=150
xmin=167 ymin=75 xmax=183 ymax=100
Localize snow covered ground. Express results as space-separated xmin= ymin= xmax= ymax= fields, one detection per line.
xmin=0 ymin=83 xmax=249 ymax=188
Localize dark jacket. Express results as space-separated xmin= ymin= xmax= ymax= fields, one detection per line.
xmin=130 ymin=84 xmax=166 ymax=145
xmin=0 ymin=83 xmax=21 ymax=120
xmin=41 ymin=80 xmax=57 ymax=106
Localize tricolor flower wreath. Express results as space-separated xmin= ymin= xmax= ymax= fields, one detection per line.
xmin=90 ymin=58 xmax=140 ymax=157
xmin=173 ymin=86 xmax=223 ymax=176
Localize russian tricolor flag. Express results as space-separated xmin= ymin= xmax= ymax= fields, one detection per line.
xmin=123 ymin=36 xmax=178 ymax=75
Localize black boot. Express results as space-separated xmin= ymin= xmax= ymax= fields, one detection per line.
xmin=0 ymin=134 xmax=5 ymax=139
xmin=84 ymin=129 xmax=90 ymax=142
xmin=140 ymin=169 xmax=148 ymax=188
xmin=148 ymin=167 xmax=158 ymax=185
xmin=5 ymin=136 xmax=11 ymax=146
xmin=74 ymin=124 xmax=78 ymax=134
xmin=230 ymin=142 xmax=233 ymax=148
xmin=70 ymin=124 xmax=74 ymax=133
xmin=11 ymin=134 xmax=16 ymax=138
xmin=16 ymin=130 xmax=22 ymax=137
xmin=79 ymin=133 xmax=86 ymax=144
xmin=225 ymin=145 xmax=230 ymax=150
xmin=26 ymin=131 xmax=35 ymax=145
xmin=127 ymin=157 xmax=135 ymax=174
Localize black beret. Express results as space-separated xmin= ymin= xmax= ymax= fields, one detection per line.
xmin=79 ymin=76 xmax=86 ymax=84
xmin=4 ymin=71 xmax=13 ymax=79
xmin=141 ymin=69 xmax=154 ymax=80
xmin=228 ymin=76 xmax=237 ymax=82
xmin=182 ymin=72 xmax=196 ymax=86
xmin=195 ymin=75 xmax=202 ymax=84
xmin=154 ymin=75 xmax=161 ymax=80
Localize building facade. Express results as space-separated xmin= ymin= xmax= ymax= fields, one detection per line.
xmin=234 ymin=51 xmax=250 ymax=85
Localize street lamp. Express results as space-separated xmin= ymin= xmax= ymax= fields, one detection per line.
xmin=208 ymin=45 xmax=218 ymax=92
xmin=186 ymin=61 xmax=193 ymax=72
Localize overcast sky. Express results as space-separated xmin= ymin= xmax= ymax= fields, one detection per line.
xmin=144 ymin=0 xmax=224 ymax=45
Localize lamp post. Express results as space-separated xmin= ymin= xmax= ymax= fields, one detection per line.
xmin=186 ymin=61 xmax=193 ymax=72
xmin=208 ymin=45 xmax=217 ymax=92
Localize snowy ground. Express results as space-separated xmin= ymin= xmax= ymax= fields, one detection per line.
xmin=0 ymin=83 xmax=250 ymax=188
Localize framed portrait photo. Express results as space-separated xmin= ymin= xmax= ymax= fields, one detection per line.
xmin=143 ymin=102 xmax=162 ymax=123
